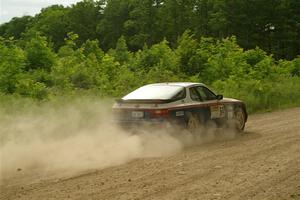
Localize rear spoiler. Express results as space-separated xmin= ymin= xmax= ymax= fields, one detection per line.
xmin=115 ymin=99 xmax=176 ymax=104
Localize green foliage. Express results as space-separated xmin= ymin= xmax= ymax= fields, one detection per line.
xmin=81 ymin=39 xmax=104 ymax=60
xmin=66 ymin=0 xmax=103 ymax=45
xmin=96 ymin=0 xmax=131 ymax=50
xmin=25 ymin=5 xmax=70 ymax=50
xmin=201 ymin=37 xmax=244 ymax=83
xmin=1 ymin=0 xmax=300 ymax=59
xmin=291 ymin=57 xmax=300 ymax=76
xmin=15 ymin=75 xmax=48 ymax=100
xmin=213 ymin=76 xmax=300 ymax=113
xmin=0 ymin=38 xmax=27 ymax=94
xmin=0 ymin=16 xmax=32 ymax=39
xmin=25 ymin=34 xmax=56 ymax=71
xmin=133 ymin=40 xmax=179 ymax=72
xmin=0 ymin=30 xmax=299 ymax=113
xmin=176 ymin=30 xmax=199 ymax=75
xmin=108 ymin=36 xmax=131 ymax=64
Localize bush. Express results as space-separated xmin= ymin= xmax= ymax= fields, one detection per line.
xmin=213 ymin=76 xmax=300 ymax=113
xmin=0 ymin=33 xmax=299 ymax=113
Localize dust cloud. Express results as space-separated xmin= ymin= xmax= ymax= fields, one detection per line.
xmin=0 ymin=98 xmax=182 ymax=180
xmin=0 ymin=98 xmax=237 ymax=180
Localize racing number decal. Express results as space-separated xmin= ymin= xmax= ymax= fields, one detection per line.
xmin=210 ymin=105 xmax=225 ymax=119
xmin=220 ymin=105 xmax=225 ymax=117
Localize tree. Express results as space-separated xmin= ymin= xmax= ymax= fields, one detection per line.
xmin=81 ymin=39 xmax=104 ymax=60
xmin=25 ymin=34 xmax=56 ymax=71
xmin=97 ymin=0 xmax=131 ymax=50
xmin=109 ymin=36 xmax=131 ymax=64
xmin=133 ymin=39 xmax=179 ymax=72
xmin=66 ymin=0 xmax=104 ymax=45
xmin=176 ymin=30 xmax=199 ymax=75
xmin=0 ymin=16 xmax=33 ymax=39
xmin=123 ymin=0 xmax=164 ymax=50
xmin=224 ymin=0 xmax=300 ymax=59
xmin=25 ymin=5 xmax=70 ymax=50
xmin=0 ymin=38 xmax=27 ymax=93
xmin=159 ymin=0 xmax=195 ymax=45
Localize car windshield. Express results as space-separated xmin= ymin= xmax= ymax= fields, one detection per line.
xmin=122 ymin=85 xmax=185 ymax=100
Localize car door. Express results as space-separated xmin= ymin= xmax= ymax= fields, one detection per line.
xmin=189 ymin=86 xmax=225 ymax=120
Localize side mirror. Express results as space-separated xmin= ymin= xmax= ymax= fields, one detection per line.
xmin=216 ymin=94 xmax=223 ymax=100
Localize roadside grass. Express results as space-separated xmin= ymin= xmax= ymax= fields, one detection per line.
xmin=213 ymin=77 xmax=300 ymax=114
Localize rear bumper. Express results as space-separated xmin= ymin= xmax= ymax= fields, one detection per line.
xmin=115 ymin=119 xmax=168 ymax=129
xmin=114 ymin=117 xmax=186 ymax=130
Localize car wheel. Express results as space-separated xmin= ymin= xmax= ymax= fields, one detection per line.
xmin=186 ymin=113 xmax=203 ymax=134
xmin=233 ymin=107 xmax=246 ymax=132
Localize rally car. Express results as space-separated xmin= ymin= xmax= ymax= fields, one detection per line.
xmin=113 ymin=82 xmax=247 ymax=132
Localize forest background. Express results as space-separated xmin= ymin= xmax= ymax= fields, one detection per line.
xmin=1 ymin=0 xmax=300 ymax=113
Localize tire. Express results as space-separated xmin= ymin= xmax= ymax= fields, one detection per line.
xmin=233 ymin=107 xmax=246 ymax=132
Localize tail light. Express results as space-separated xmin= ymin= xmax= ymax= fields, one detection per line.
xmin=149 ymin=109 xmax=170 ymax=118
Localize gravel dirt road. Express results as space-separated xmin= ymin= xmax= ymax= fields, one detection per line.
xmin=1 ymin=107 xmax=300 ymax=200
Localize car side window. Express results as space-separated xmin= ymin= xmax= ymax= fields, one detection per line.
xmin=195 ymin=86 xmax=217 ymax=101
xmin=189 ymin=87 xmax=202 ymax=101
xmin=171 ymin=88 xmax=186 ymax=100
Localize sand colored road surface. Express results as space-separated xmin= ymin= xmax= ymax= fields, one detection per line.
xmin=1 ymin=107 xmax=300 ymax=200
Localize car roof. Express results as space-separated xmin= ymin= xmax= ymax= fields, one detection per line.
xmin=146 ymin=82 xmax=206 ymax=87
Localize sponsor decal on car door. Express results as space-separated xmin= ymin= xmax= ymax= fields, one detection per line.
xmin=210 ymin=104 xmax=225 ymax=119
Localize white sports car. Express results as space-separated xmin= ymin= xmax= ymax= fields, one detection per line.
xmin=113 ymin=82 xmax=247 ymax=132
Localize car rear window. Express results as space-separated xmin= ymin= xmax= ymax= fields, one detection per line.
xmin=122 ymin=85 xmax=185 ymax=100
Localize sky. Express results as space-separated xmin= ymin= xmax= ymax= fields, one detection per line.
xmin=0 ymin=0 xmax=82 ymax=24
